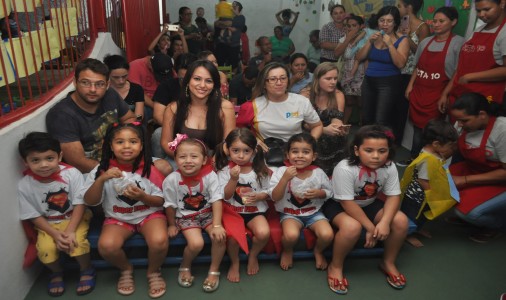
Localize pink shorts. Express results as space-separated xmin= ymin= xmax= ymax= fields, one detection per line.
xmin=103 ymin=211 xmax=166 ymax=233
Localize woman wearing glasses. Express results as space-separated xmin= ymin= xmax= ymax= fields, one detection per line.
xmin=236 ymin=62 xmax=322 ymax=155
xmin=356 ymin=6 xmax=410 ymax=138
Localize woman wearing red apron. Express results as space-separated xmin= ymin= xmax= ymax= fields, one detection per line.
xmin=440 ymin=0 xmax=506 ymax=113
xmin=405 ymin=7 xmax=464 ymax=161
xmin=449 ymin=93 xmax=506 ymax=242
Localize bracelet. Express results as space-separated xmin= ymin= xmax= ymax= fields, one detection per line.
xmin=336 ymin=110 xmax=344 ymax=120
xmin=213 ymin=224 xmax=223 ymax=228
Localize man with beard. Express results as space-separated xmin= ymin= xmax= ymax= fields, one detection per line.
xmin=46 ymin=58 xmax=137 ymax=174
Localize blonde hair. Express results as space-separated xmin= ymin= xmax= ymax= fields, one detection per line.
xmin=309 ymin=62 xmax=339 ymax=110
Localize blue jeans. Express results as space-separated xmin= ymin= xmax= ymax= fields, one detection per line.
xmin=361 ymin=75 xmax=402 ymax=134
xmin=455 ymin=191 xmax=506 ymax=231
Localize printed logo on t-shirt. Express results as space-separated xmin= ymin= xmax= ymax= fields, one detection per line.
xmin=45 ymin=188 xmax=70 ymax=213
xmin=355 ymin=180 xmax=380 ymax=201
xmin=285 ymin=111 xmax=300 ymax=119
xmin=183 ymin=192 xmax=207 ymax=211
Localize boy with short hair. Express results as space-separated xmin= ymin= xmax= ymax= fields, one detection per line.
xmin=18 ymin=132 xmax=95 ymax=297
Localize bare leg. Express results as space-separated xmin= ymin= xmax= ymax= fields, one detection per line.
xmin=226 ymin=238 xmax=241 ymax=282
xmin=74 ymin=253 xmax=93 ymax=294
xmin=280 ymin=219 xmax=302 ymax=270
xmin=140 ymin=218 xmax=168 ymax=297
xmin=309 ymin=219 xmax=334 ymax=270
xmin=327 ymin=213 xmax=361 ymax=290
xmin=98 ymin=224 xmax=135 ymax=295
xmin=246 ymin=215 xmax=270 ymax=275
xmin=180 ymin=228 xmax=205 ymax=281
xmin=204 ymin=225 xmax=226 ymax=286
xmin=45 ymin=261 xmax=64 ymax=295
xmin=380 ymin=211 xmax=409 ymax=276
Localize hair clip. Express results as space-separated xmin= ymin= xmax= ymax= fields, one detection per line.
xmin=384 ymin=130 xmax=395 ymax=140
xmin=112 ymin=122 xmax=119 ymax=127
xmin=168 ymin=133 xmax=189 ymax=152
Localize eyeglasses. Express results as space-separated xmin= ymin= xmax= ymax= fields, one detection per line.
xmin=78 ymin=80 xmax=107 ymax=89
xmin=378 ymin=18 xmax=394 ymax=24
xmin=266 ymin=76 xmax=288 ymax=84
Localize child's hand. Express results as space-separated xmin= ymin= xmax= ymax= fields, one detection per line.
xmin=230 ymin=165 xmax=241 ymax=180
xmin=374 ymin=221 xmax=391 ymax=241
xmin=53 ymin=231 xmax=71 ymax=252
xmin=304 ymin=189 xmax=323 ymax=199
xmin=167 ymin=225 xmax=179 ymax=238
xmin=122 ymin=184 xmax=146 ymax=201
xmin=102 ymin=167 xmax=123 ymax=180
xmin=452 ymin=175 xmax=467 ymax=188
xmin=364 ymin=230 xmax=378 ymax=248
xmin=63 ymin=231 xmax=78 ymax=254
xmin=282 ymin=166 xmax=298 ymax=181
xmin=210 ymin=225 xmax=227 ymax=243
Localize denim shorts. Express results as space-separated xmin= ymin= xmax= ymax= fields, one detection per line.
xmin=280 ymin=211 xmax=328 ymax=228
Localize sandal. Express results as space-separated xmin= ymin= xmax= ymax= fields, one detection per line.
xmin=177 ymin=267 xmax=194 ymax=288
xmin=379 ymin=265 xmax=406 ymax=289
xmin=469 ymin=230 xmax=503 ymax=243
xmin=117 ymin=269 xmax=135 ymax=296
xmin=47 ymin=272 xmax=65 ymax=297
xmin=327 ymin=275 xmax=348 ymax=295
xmin=76 ymin=268 xmax=96 ymax=296
xmin=202 ymin=271 xmax=220 ymax=293
xmin=147 ymin=271 xmax=166 ymax=298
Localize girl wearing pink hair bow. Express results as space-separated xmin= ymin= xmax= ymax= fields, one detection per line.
xmin=162 ymin=135 xmax=226 ymax=293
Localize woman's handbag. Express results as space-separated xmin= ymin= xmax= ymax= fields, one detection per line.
xmin=264 ymin=137 xmax=286 ymax=167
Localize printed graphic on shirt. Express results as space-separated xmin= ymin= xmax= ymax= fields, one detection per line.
xmin=45 ymin=188 xmax=70 ymax=213
xmin=116 ymin=180 xmax=143 ymax=206
xmin=289 ymin=192 xmax=311 ymax=208
xmin=183 ymin=192 xmax=207 ymax=211
xmin=356 ymin=180 xmax=380 ymax=200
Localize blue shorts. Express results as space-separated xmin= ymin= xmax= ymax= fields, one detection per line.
xmin=280 ymin=211 xmax=327 ymax=228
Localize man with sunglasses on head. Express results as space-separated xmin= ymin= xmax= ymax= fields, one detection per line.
xmin=46 ymin=58 xmax=171 ymax=176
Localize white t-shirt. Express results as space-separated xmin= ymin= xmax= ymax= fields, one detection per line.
xmin=331 ymin=159 xmax=401 ymax=207
xmin=269 ymin=166 xmax=332 ymax=216
xmin=253 ymin=93 xmax=320 ymax=142
xmin=81 ymin=166 xmax=163 ymax=224
xmin=19 ymin=165 xmax=84 ymax=223
xmin=163 ymin=171 xmax=223 ymax=218
xmin=217 ymin=166 xmax=270 ymax=214
xmin=458 ymin=116 xmax=506 ymax=163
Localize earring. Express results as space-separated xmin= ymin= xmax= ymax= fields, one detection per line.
xmin=185 ymin=85 xmax=190 ymax=97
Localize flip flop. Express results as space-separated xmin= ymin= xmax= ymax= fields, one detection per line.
xmin=76 ymin=268 xmax=96 ymax=296
xmin=327 ymin=275 xmax=348 ymax=295
xmin=379 ymin=265 xmax=406 ymax=289
xmin=47 ymin=271 xmax=65 ymax=297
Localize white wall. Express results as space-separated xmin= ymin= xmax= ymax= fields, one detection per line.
xmin=166 ymin=0 xmax=333 ymax=57
xmin=0 ymin=32 xmax=121 ymax=300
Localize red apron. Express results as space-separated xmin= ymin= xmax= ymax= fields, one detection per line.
xmin=409 ymin=36 xmax=452 ymax=128
xmin=450 ymin=117 xmax=506 ymax=214
xmin=449 ymin=19 xmax=506 ymax=106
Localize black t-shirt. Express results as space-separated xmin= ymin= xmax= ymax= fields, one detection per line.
xmin=229 ymin=74 xmax=252 ymax=105
xmin=152 ymin=77 xmax=180 ymax=106
xmin=123 ymin=81 xmax=144 ymax=106
xmin=46 ymin=89 xmax=130 ymax=161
